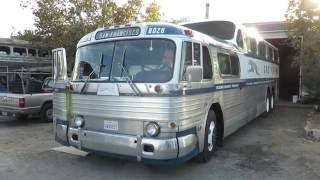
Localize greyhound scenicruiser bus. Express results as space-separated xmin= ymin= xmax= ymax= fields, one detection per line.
xmin=53 ymin=21 xmax=279 ymax=164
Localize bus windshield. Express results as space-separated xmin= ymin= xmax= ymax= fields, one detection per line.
xmin=72 ymin=39 xmax=176 ymax=83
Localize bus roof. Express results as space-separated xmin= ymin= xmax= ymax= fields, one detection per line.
xmin=181 ymin=19 xmax=278 ymax=50
xmin=77 ymin=22 xmax=236 ymax=51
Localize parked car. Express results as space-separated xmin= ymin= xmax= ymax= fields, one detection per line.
xmin=0 ymin=76 xmax=53 ymax=122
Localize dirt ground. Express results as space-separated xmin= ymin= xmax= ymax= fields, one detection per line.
xmin=0 ymin=106 xmax=319 ymax=180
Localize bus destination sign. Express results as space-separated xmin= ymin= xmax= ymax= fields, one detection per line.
xmin=95 ymin=27 xmax=141 ymax=40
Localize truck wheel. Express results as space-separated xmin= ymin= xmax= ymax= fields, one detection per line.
xmin=195 ymin=110 xmax=218 ymax=163
xmin=40 ymin=103 xmax=53 ymax=122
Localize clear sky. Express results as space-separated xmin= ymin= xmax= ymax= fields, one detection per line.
xmin=0 ymin=0 xmax=289 ymax=38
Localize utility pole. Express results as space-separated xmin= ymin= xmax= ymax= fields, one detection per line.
xmin=205 ymin=3 xmax=210 ymax=19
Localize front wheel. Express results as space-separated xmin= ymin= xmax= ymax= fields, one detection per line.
xmin=40 ymin=103 xmax=53 ymax=122
xmin=195 ymin=110 xmax=218 ymax=163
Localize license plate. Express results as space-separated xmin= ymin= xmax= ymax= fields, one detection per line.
xmin=104 ymin=120 xmax=118 ymax=131
xmin=2 ymin=112 xmax=8 ymax=116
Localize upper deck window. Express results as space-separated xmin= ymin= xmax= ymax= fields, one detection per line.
xmin=249 ymin=38 xmax=257 ymax=55
xmin=73 ymin=39 xmax=176 ymax=83
xmin=183 ymin=21 xmax=236 ymax=40
xmin=13 ymin=47 xmax=27 ymax=56
xmin=236 ymin=30 xmax=244 ymax=48
xmin=258 ymin=42 xmax=266 ymax=59
xmin=0 ymin=46 xmax=10 ymax=55
xmin=267 ymin=46 xmax=274 ymax=61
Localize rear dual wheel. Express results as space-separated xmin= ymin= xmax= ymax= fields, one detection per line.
xmin=266 ymin=95 xmax=271 ymax=114
xmin=263 ymin=91 xmax=275 ymax=116
xmin=270 ymin=93 xmax=275 ymax=112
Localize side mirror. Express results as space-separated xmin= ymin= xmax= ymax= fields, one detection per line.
xmin=185 ymin=66 xmax=203 ymax=82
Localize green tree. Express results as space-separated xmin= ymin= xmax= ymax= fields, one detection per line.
xmin=286 ymin=0 xmax=320 ymax=100
xmin=16 ymin=30 xmax=42 ymax=43
xmin=17 ymin=0 xmax=161 ymax=69
xmin=143 ymin=1 xmax=161 ymax=22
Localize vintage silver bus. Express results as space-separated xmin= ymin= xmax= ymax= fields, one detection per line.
xmin=53 ymin=21 xmax=279 ymax=164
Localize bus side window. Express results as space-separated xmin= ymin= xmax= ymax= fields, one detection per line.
xmin=193 ymin=43 xmax=201 ymax=65
xmin=230 ymin=54 xmax=240 ymax=75
xmin=202 ymin=46 xmax=212 ymax=79
xmin=218 ymin=53 xmax=231 ymax=75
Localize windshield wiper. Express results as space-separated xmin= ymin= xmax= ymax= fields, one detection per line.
xmin=80 ymin=54 xmax=104 ymax=94
xmin=118 ymin=49 xmax=142 ymax=96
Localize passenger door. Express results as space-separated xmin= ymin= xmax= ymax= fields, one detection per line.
xmin=181 ymin=41 xmax=202 ymax=89
xmin=52 ymin=48 xmax=67 ymax=83
xmin=52 ymin=48 xmax=70 ymax=121
xmin=52 ymin=48 xmax=69 ymax=141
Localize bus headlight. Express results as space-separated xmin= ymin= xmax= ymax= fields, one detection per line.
xmin=145 ymin=122 xmax=160 ymax=137
xmin=74 ymin=116 xmax=85 ymax=128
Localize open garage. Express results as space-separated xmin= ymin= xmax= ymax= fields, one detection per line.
xmin=245 ymin=22 xmax=300 ymax=101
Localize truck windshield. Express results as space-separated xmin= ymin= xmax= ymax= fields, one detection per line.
xmin=72 ymin=39 xmax=176 ymax=83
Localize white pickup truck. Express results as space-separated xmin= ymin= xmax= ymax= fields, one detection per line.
xmin=0 ymin=77 xmax=53 ymax=122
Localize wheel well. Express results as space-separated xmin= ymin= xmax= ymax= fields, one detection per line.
xmin=210 ymin=103 xmax=224 ymax=146
xmin=40 ymin=101 xmax=52 ymax=113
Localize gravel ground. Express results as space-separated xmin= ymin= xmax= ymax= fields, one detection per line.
xmin=0 ymin=106 xmax=319 ymax=180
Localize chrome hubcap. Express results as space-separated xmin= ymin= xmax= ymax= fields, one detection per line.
xmin=208 ymin=121 xmax=215 ymax=152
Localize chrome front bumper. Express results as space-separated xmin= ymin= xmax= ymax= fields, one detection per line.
xmin=55 ymin=122 xmax=198 ymax=163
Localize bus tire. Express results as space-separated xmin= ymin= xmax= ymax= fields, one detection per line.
xmin=195 ymin=110 xmax=218 ymax=163
xmin=262 ymin=92 xmax=271 ymax=117
xmin=270 ymin=93 xmax=275 ymax=112
xmin=40 ymin=103 xmax=53 ymax=122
